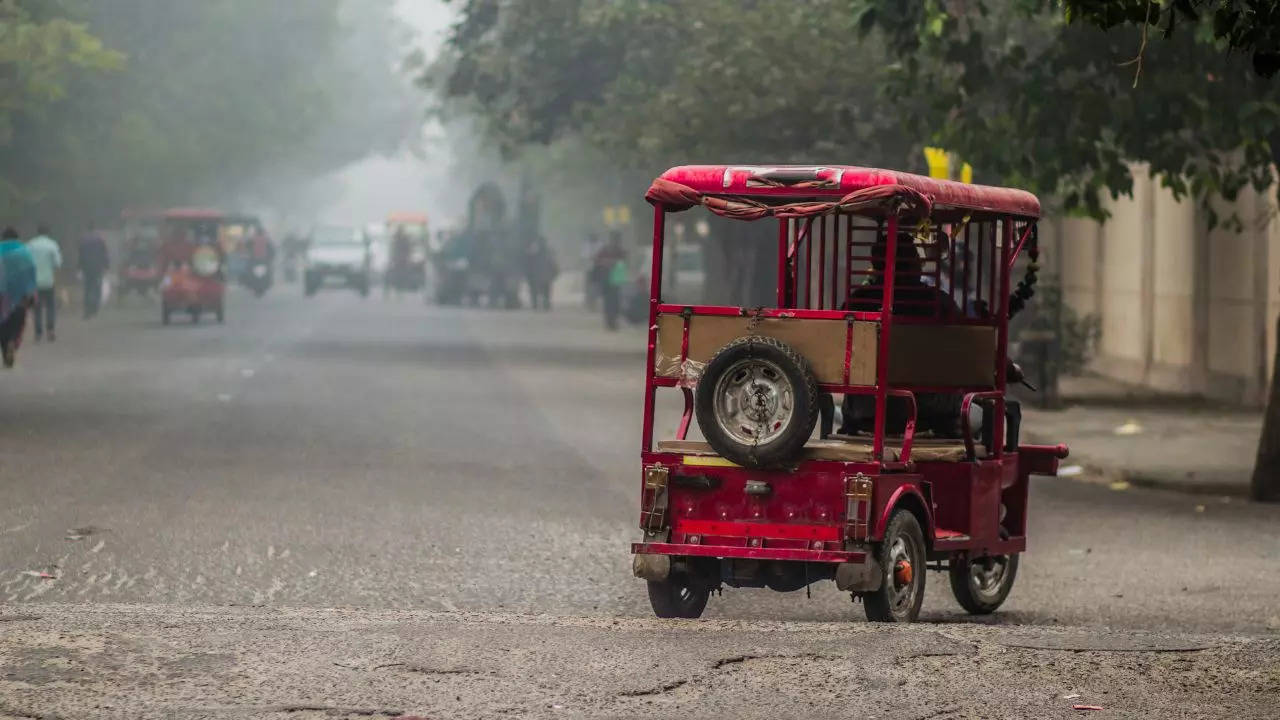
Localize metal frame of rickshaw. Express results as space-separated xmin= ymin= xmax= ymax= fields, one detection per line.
xmin=632 ymin=165 xmax=1068 ymax=577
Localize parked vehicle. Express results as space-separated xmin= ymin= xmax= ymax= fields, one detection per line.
xmin=304 ymin=225 xmax=370 ymax=297
xmin=159 ymin=208 xmax=225 ymax=324
xmin=631 ymin=164 xmax=1068 ymax=622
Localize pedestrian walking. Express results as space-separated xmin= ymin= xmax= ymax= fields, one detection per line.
xmin=78 ymin=226 xmax=110 ymax=318
xmin=26 ymin=225 xmax=62 ymax=342
xmin=597 ymin=233 xmax=626 ymax=331
xmin=525 ymin=236 xmax=559 ymax=311
xmin=0 ymin=227 xmax=37 ymax=367
xmin=582 ymin=232 xmax=603 ymax=310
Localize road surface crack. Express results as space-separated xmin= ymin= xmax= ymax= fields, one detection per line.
xmin=373 ymin=662 xmax=487 ymax=676
xmin=619 ymin=678 xmax=689 ymax=697
xmin=621 ymin=653 xmax=820 ymax=697
xmin=268 ymin=705 xmax=405 ymax=716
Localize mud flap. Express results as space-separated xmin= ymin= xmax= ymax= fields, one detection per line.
xmin=632 ymin=553 xmax=672 ymax=582
xmin=835 ymin=557 xmax=882 ymax=592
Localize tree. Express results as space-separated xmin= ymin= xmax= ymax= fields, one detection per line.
xmin=432 ymin=0 xmax=924 ymax=303
xmin=853 ymin=0 xmax=1280 ymax=499
xmin=1 ymin=0 xmax=415 ymax=226
xmin=0 ymin=0 xmax=123 ymax=212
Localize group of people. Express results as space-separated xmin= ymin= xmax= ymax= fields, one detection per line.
xmin=0 ymin=224 xmax=112 ymax=368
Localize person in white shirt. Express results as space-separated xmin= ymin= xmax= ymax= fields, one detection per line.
xmin=26 ymin=225 xmax=63 ymax=342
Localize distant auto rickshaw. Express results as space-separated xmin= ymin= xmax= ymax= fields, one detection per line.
xmin=118 ymin=208 xmax=164 ymax=301
xmin=159 ymin=208 xmax=226 ymax=325
xmin=223 ymin=214 xmax=273 ymax=297
xmin=384 ymin=212 xmax=429 ymax=293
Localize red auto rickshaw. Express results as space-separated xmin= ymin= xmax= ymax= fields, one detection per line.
xmin=631 ymin=165 xmax=1068 ymax=622
xmin=159 ymin=208 xmax=226 ymax=325
xmin=118 ymin=208 xmax=164 ymax=300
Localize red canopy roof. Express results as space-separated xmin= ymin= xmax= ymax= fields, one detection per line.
xmin=163 ymin=207 xmax=224 ymax=221
xmin=652 ymin=165 xmax=1040 ymax=219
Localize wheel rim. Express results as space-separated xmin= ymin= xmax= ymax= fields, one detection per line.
xmin=674 ymin=580 xmax=699 ymax=608
xmin=711 ymin=356 xmax=794 ymax=447
xmin=887 ymin=534 xmax=922 ymax=617
xmin=967 ymin=555 xmax=1011 ymax=603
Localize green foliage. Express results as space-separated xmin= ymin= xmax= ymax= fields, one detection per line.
xmin=1064 ymin=1 xmax=1280 ymax=77
xmin=0 ymin=0 xmax=123 ymax=207
xmin=434 ymin=0 xmax=920 ymax=171
xmin=1 ymin=0 xmax=413 ymax=224
xmin=854 ymin=0 xmax=1280 ymax=221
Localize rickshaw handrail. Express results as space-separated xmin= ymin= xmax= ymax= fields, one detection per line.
xmin=654 ymin=303 xmax=880 ymax=322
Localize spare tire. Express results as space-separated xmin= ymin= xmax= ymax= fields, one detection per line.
xmin=695 ymin=335 xmax=818 ymax=468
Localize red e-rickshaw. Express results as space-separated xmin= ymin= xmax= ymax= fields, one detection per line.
xmin=631 ymin=165 xmax=1068 ymax=622
xmin=118 ymin=208 xmax=164 ymax=300
xmin=159 ymin=208 xmax=226 ymax=325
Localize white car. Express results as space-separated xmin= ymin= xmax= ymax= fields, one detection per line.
xmin=304 ymin=225 xmax=371 ymax=297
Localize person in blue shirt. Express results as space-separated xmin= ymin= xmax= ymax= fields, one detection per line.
xmin=26 ymin=225 xmax=63 ymax=342
xmin=0 ymin=227 xmax=38 ymax=367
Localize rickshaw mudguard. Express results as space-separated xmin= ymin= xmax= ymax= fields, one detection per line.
xmin=872 ymin=480 xmax=934 ymax=544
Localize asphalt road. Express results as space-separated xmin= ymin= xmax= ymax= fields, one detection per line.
xmin=0 ymin=286 xmax=1277 ymax=717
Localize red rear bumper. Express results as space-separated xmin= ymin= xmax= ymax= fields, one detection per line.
xmin=632 ymin=542 xmax=865 ymax=564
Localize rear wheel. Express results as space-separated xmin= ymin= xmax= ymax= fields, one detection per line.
xmin=161 ymin=302 xmax=171 ymax=325
xmin=215 ymin=303 xmax=225 ymax=324
xmin=864 ymin=509 xmax=927 ymax=623
xmin=647 ymin=573 xmax=710 ymax=619
xmin=190 ymin=308 xmax=200 ymax=324
xmin=949 ymin=551 xmax=1018 ymax=614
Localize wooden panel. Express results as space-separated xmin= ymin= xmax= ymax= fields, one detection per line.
xmin=656 ymin=314 xmax=996 ymax=389
xmin=655 ymin=314 xmax=876 ymax=385
xmin=887 ymin=324 xmax=996 ymax=387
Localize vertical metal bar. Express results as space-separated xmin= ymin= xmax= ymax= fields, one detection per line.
xmin=873 ymin=216 xmax=899 ymax=463
xmin=962 ymin=223 xmax=972 ymax=316
xmin=818 ymin=216 xmax=827 ymax=309
xmin=948 ymin=224 xmax=957 ymax=312
xmin=989 ymin=221 xmax=998 ymax=319
xmin=831 ymin=215 xmax=841 ymax=309
xmin=641 ymin=205 xmax=666 ymax=453
xmin=803 ymin=219 xmax=813 ymax=309
xmin=845 ymin=215 xmax=854 ymax=303
xmin=994 ymin=217 xmax=1013 ymax=457
xmin=975 ymin=223 xmax=985 ymax=316
xmin=776 ymin=219 xmax=789 ymax=308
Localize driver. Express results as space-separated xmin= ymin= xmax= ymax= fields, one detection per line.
xmin=841 ymin=232 xmax=965 ymax=438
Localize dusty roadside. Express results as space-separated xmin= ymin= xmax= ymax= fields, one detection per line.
xmin=1 ymin=603 xmax=1276 ymax=719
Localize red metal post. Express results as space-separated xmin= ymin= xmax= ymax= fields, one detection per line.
xmin=776 ymin=219 xmax=789 ymax=307
xmin=832 ymin=215 xmax=842 ymax=309
xmin=641 ymin=205 xmax=666 ymax=453
xmin=948 ymin=225 xmax=957 ymax=311
xmin=993 ymin=218 xmax=1013 ymax=457
xmin=818 ymin=216 xmax=827 ymax=309
xmin=845 ymin=215 xmax=854 ymax=303
xmin=988 ymin=223 xmax=998 ymax=319
xmin=803 ymin=219 xmax=813 ymax=309
xmin=872 ymin=216 xmax=899 ymax=462
xmin=975 ymin=224 xmax=985 ymax=315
